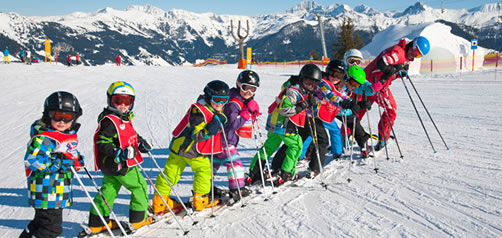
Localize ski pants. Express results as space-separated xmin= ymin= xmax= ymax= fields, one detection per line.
xmin=357 ymin=89 xmax=397 ymax=142
xmin=20 ymin=208 xmax=63 ymax=238
xmin=323 ymin=119 xmax=343 ymax=155
xmin=4 ymin=56 xmax=9 ymax=63
xmin=213 ymin=146 xmax=245 ymax=189
xmin=250 ymin=131 xmax=302 ymax=175
xmin=272 ymin=118 xmax=328 ymax=174
xmin=156 ymin=153 xmax=211 ymax=196
xmin=90 ymin=167 xmax=148 ymax=223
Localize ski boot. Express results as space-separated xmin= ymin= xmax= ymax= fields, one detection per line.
xmin=229 ymin=186 xmax=252 ymax=202
xmin=193 ymin=193 xmax=220 ymax=211
xmin=272 ymin=170 xmax=297 ymax=186
xmin=361 ymin=142 xmax=370 ymax=159
xmin=130 ymin=215 xmax=154 ymax=230
xmin=374 ymin=140 xmax=386 ymax=151
xmin=152 ymin=194 xmax=182 ymax=215
xmin=82 ymin=214 xmax=120 ymax=236
xmin=304 ymin=168 xmax=318 ymax=179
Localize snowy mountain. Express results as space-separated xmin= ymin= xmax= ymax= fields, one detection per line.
xmin=0 ymin=1 xmax=500 ymax=65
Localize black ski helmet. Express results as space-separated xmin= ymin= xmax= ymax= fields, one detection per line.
xmin=326 ymin=59 xmax=346 ymax=75
xmin=237 ymin=70 xmax=260 ymax=87
xmin=42 ymin=91 xmax=82 ymax=124
xmin=204 ymin=80 xmax=230 ymax=103
xmin=299 ymin=64 xmax=322 ymax=83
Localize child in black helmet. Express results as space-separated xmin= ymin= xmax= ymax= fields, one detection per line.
xmin=154 ymin=80 xmax=230 ymax=213
xmin=20 ymin=91 xmax=84 ymax=238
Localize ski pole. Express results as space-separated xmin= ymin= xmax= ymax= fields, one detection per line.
xmin=210 ymin=137 xmax=215 ymax=217
xmin=71 ymin=166 xmax=116 ymax=238
xmin=398 ymin=76 xmax=437 ymax=153
xmin=406 ymin=75 xmax=450 ymax=150
xmin=347 ymin=115 xmax=356 ymax=183
xmin=147 ymin=151 xmax=197 ymax=225
xmin=362 ymin=91 xmax=379 ymax=173
xmin=253 ymin=118 xmax=277 ymax=192
xmin=377 ymin=93 xmax=404 ymax=159
xmin=132 ymin=158 xmax=189 ymax=235
xmin=219 ymin=122 xmax=245 ymax=207
xmin=307 ymin=115 xmax=327 ymax=189
xmin=250 ymin=119 xmax=273 ymax=198
xmin=81 ymin=167 xmax=129 ymax=237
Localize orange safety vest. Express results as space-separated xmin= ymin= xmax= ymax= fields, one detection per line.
xmin=317 ymin=78 xmax=342 ymax=123
xmin=172 ymin=104 xmax=223 ymax=155
xmin=93 ymin=114 xmax=143 ymax=171
xmin=26 ymin=131 xmax=80 ymax=177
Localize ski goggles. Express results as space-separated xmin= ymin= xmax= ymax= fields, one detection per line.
xmin=412 ymin=47 xmax=423 ymax=58
xmin=347 ymin=77 xmax=362 ymax=89
xmin=239 ymin=83 xmax=258 ymax=93
xmin=303 ymin=77 xmax=320 ymax=88
xmin=347 ymin=57 xmax=362 ymax=66
xmin=329 ymin=70 xmax=345 ymax=79
xmin=211 ymin=95 xmax=230 ymax=105
xmin=111 ymin=95 xmax=134 ymax=106
xmin=49 ymin=111 xmax=76 ymax=123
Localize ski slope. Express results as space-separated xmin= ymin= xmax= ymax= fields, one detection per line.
xmin=0 ymin=63 xmax=501 ymax=237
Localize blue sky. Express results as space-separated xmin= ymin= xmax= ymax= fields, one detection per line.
xmin=0 ymin=0 xmax=497 ymax=16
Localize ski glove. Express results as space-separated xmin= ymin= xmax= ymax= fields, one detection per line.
xmin=138 ymin=138 xmax=152 ymax=153
xmin=358 ymin=99 xmax=372 ymax=110
xmin=340 ymin=99 xmax=356 ymax=109
xmin=115 ymin=146 xmax=137 ymax=163
xmin=239 ymin=107 xmax=252 ymax=121
xmin=295 ymin=100 xmax=309 ymax=113
xmin=371 ymin=81 xmax=383 ymax=92
xmin=206 ymin=113 xmax=227 ymax=136
xmin=246 ymin=100 xmax=261 ymax=118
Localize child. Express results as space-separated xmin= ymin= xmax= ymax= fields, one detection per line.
xmin=153 ymin=80 xmax=229 ymax=213
xmin=215 ymin=70 xmax=260 ymax=201
xmin=85 ymin=81 xmax=153 ymax=234
xmin=248 ymin=64 xmax=321 ymax=186
xmin=21 ymin=91 xmax=84 ymax=238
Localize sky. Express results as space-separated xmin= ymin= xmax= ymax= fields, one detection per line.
xmin=0 ymin=0 xmax=498 ymax=17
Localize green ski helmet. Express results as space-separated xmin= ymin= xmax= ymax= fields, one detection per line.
xmin=345 ymin=66 xmax=366 ymax=85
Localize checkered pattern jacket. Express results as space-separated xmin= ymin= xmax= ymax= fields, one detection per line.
xmin=24 ymin=120 xmax=76 ymax=209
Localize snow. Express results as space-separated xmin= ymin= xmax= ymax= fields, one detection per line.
xmin=0 ymin=62 xmax=501 ymax=237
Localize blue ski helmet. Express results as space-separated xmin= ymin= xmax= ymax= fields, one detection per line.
xmin=412 ymin=36 xmax=430 ymax=58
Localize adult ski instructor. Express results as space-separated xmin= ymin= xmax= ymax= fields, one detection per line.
xmin=357 ymin=36 xmax=430 ymax=150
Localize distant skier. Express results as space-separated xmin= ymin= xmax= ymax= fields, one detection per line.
xmin=26 ymin=50 xmax=32 ymax=65
xmin=116 ymin=55 xmax=121 ymax=66
xmin=75 ymin=53 xmax=80 ymax=65
xmin=66 ymin=55 xmax=71 ymax=66
xmin=214 ymin=70 xmax=260 ymax=201
xmin=357 ymin=36 xmax=430 ymax=150
xmin=19 ymin=50 xmax=25 ymax=63
xmin=153 ymin=80 xmax=228 ymax=214
xmin=3 ymin=46 xmax=9 ymax=64
xmin=84 ymin=81 xmax=153 ymax=234
xmin=20 ymin=91 xmax=84 ymax=238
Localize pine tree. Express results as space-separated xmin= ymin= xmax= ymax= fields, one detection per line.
xmin=330 ymin=17 xmax=364 ymax=59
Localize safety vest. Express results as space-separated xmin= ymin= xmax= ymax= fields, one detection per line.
xmin=172 ymin=104 xmax=223 ymax=155
xmin=26 ymin=131 xmax=79 ymax=177
xmin=228 ymin=98 xmax=253 ymax=138
xmin=318 ymin=78 xmax=342 ymax=123
xmin=268 ymin=86 xmax=307 ymax=128
xmin=93 ymin=114 xmax=143 ymax=171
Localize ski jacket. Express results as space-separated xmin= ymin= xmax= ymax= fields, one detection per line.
xmin=266 ymin=80 xmax=308 ymax=135
xmin=170 ymin=99 xmax=223 ymax=159
xmin=222 ymin=88 xmax=253 ymax=146
xmin=365 ymin=38 xmax=412 ymax=88
xmin=24 ymin=120 xmax=79 ymax=209
xmin=93 ymin=108 xmax=144 ymax=176
xmin=318 ymin=78 xmax=343 ymax=123
xmin=3 ymin=48 xmax=8 ymax=56
xmin=76 ymin=54 xmax=80 ymax=61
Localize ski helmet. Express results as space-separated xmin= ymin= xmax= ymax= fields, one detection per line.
xmin=345 ymin=66 xmax=366 ymax=85
xmin=299 ymin=64 xmax=322 ymax=83
xmin=343 ymin=49 xmax=364 ymax=67
xmin=43 ymin=91 xmax=82 ymax=124
xmin=326 ymin=59 xmax=346 ymax=75
xmin=411 ymin=36 xmax=430 ymax=58
xmin=107 ymin=81 xmax=135 ymax=110
xmin=204 ymin=80 xmax=230 ymax=104
xmin=237 ymin=70 xmax=260 ymax=87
